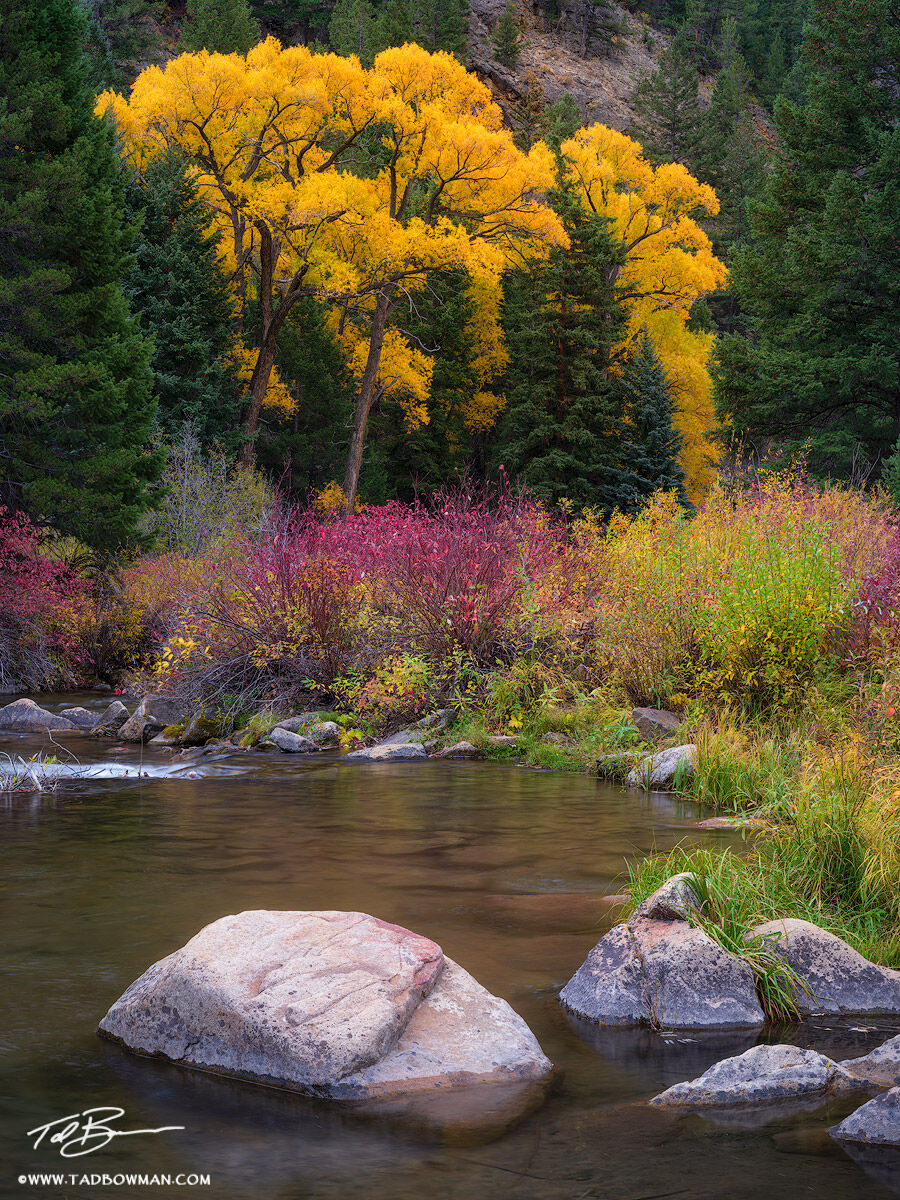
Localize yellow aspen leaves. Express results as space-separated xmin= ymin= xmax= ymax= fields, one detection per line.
xmin=560 ymin=125 xmax=727 ymax=498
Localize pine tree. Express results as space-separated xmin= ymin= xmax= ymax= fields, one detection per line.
xmin=126 ymin=150 xmax=243 ymax=451
xmin=375 ymin=0 xmax=469 ymax=57
xmin=620 ymin=329 xmax=688 ymax=508
xmin=543 ymin=93 xmax=583 ymax=151
xmin=714 ymin=0 xmax=900 ymax=477
xmin=492 ymin=3 xmax=521 ymax=68
xmin=255 ymin=298 xmax=352 ymax=498
xmin=0 ymin=0 xmax=161 ymax=552
xmin=362 ymin=273 xmax=478 ymax=500
xmin=329 ymin=0 xmax=378 ymax=60
xmin=631 ymin=36 xmax=702 ymax=167
xmin=179 ymin=0 xmax=260 ymax=53
xmin=496 ymin=191 xmax=638 ymax=514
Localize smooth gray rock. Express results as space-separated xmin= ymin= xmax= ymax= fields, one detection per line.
xmin=99 ymin=910 xmax=444 ymax=1092
xmin=0 ymin=698 xmax=77 ymax=732
xmin=92 ymin=700 xmax=130 ymax=734
xmin=750 ymin=918 xmax=900 ymax=1016
xmin=433 ymin=741 xmax=485 ymax=760
xmin=273 ymin=712 xmax=332 ymax=734
xmin=632 ymin=707 xmax=682 ymax=743
xmin=342 ymin=742 xmax=427 ymax=762
xmin=843 ymin=1034 xmax=900 ymax=1087
xmin=118 ymin=693 xmax=191 ymax=743
xmin=58 ymin=706 xmax=98 ymax=729
xmin=627 ymin=744 xmax=696 ymax=790
xmin=650 ymin=1043 xmax=859 ymax=1107
xmin=306 ymin=721 xmax=341 ymax=747
xmin=268 ymin=727 xmax=316 ymax=753
xmin=632 ymin=873 xmax=704 ymax=923
xmin=832 ymin=1087 xmax=900 ymax=1146
xmin=99 ymin=910 xmax=553 ymax=1104
xmin=331 ymin=957 xmax=552 ymax=1098
xmin=487 ymin=735 xmax=519 ymax=748
xmin=560 ymin=917 xmax=765 ymax=1029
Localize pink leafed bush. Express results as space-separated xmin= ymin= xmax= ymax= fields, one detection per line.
xmin=0 ymin=507 xmax=86 ymax=688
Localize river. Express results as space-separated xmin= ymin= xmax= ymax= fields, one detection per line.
xmin=2 ymin=695 xmax=898 ymax=1198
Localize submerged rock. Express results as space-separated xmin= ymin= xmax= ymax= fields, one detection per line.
xmin=749 ymin=918 xmax=900 ymax=1016
xmin=631 ymin=707 xmax=682 ymax=743
xmin=0 ymin=698 xmax=77 ymax=732
xmin=650 ymin=1043 xmax=859 ymax=1107
xmin=626 ymin=744 xmax=696 ymax=790
xmin=342 ymin=742 xmax=427 ymax=762
xmin=98 ymin=910 xmax=552 ymax=1108
xmin=831 ymin=1087 xmax=900 ymax=1146
xmin=841 ymin=1034 xmax=900 ymax=1087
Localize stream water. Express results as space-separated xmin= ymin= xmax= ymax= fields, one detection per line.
xmin=3 ymin=694 xmax=900 ymax=1198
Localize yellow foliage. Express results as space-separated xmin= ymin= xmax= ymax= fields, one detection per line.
xmin=98 ymin=41 xmax=566 ymax=444
xmin=232 ymin=343 xmax=295 ymax=414
xmin=341 ymin=326 xmax=433 ymax=427
xmin=559 ymin=125 xmax=728 ymax=499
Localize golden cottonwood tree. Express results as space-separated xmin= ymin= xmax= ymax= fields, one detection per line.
xmin=99 ymin=41 xmax=565 ymax=504
xmin=559 ymin=125 xmax=727 ymax=496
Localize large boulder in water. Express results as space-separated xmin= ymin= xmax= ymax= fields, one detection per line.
xmin=559 ymin=876 xmax=764 ymax=1030
xmin=99 ymin=910 xmax=552 ymax=1105
xmin=749 ymin=918 xmax=900 ymax=1016
xmin=0 ymin=698 xmax=77 ymax=732
xmin=650 ymin=1043 xmax=860 ymax=1107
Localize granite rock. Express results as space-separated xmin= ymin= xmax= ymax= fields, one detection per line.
xmin=650 ymin=1043 xmax=859 ymax=1107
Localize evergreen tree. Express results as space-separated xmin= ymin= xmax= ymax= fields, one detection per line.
xmin=80 ymin=0 xmax=164 ymax=88
xmin=362 ymin=273 xmax=478 ymax=500
xmin=492 ymin=3 xmax=521 ymax=68
xmin=620 ymin=329 xmax=688 ymax=508
xmin=714 ymin=0 xmax=900 ymax=477
xmin=0 ymin=0 xmax=161 ymax=552
xmin=376 ymin=0 xmax=469 ymax=57
xmin=179 ymin=0 xmax=260 ymax=53
xmin=328 ymin=0 xmax=378 ymax=61
xmin=255 ymin=298 xmax=352 ymax=497
xmin=543 ymin=93 xmax=583 ymax=151
xmin=126 ymin=150 xmax=243 ymax=450
xmin=496 ymin=192 xmax=638 ymax=514
xmin=695 ymin=57 xmax=764 ymax=250
xmin=631 ymin=36 xmax=702 ymax=167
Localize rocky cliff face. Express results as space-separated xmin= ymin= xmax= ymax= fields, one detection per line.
xmin=468 ymin=0 xmax=666 ymax=131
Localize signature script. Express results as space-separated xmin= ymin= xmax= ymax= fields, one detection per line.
xmin=27 ymin=1108 xmax=185 ymax=1158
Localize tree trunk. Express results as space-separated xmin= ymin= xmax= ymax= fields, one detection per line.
xmin=238 ymin=329 xmax=279 ymax=467
xmin=341 ymin=291 xmax=394 ymax=514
